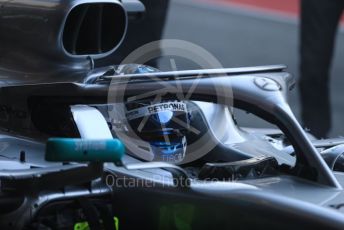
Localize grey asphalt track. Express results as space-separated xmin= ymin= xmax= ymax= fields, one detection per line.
xmin=161 ymin=0 xmax=344 ymax=138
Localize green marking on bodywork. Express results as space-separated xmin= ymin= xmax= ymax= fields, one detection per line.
xmin=74 ymin=217 xmax=119 ymax=230
xmin=159 ymin=204 xmax=195 ymax=230
xmin=74 ymin=222 xmax=89 ymax=230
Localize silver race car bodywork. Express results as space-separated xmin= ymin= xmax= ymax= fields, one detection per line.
xmin=1 ymin=1 xmax=344 ymax=229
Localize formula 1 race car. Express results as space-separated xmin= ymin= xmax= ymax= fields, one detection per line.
xmin=1 ymin=0 xmax=344 ymax=230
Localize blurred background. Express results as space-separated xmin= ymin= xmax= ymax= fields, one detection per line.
xmin=160 ymin=0 xmax=344 ymax=137
xmin=108 ymin=0 xmax=344 ymax=138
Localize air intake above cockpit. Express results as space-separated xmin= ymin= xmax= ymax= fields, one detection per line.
xmin=63 ymin=3 xmax=127 ymax=56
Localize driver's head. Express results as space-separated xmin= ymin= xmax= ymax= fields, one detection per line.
xmin=125 ymin=100 xmax=189 ymax=163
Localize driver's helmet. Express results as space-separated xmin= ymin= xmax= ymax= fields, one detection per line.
xmin=109 ymin=64 xmax=191 ymax=164
xmin=124 ymin=99 xmax=189 ymax=163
